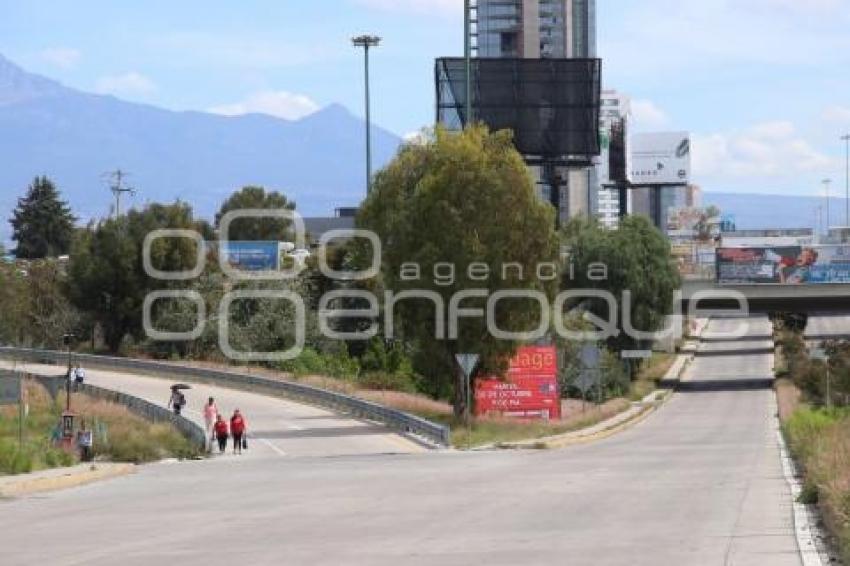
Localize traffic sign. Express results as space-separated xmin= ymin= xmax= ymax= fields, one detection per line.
xmin=455 ymin=354 xmax=479 ymax=378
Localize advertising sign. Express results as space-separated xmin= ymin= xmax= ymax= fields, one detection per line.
xmin=475 ymin=346 xmax=561 ymax=420
xmin=629 ymin=132 xmax=691 ymax=186
xmin=717 ymin=246 xmax=850 ymax=284
xmin=220 ymin=241 xmax=281 ymax=271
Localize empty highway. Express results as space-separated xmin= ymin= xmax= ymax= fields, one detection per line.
xmin=0 ymin=316 xmax=804 ymax=565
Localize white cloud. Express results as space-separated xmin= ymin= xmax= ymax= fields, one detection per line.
xmin=823 ymin=105 xmax=850 ymax=124
xmin=95 ymin=72 xmax=157 ymax=97
xmin=630 ymin=99 xmax=670 ymax=131
xmin=693 ymin=121 xmax=833 ymax=179
xmin=39 ymin=47 xmax=81 ymax=70
xmin=351 ymin=0 xmax=460 ymax=17
xmin=209 ymin=91 xmax=320 ymax=121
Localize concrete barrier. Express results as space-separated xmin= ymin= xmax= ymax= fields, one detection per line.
xmin=0 ymin=346 xmax=451 ymax=447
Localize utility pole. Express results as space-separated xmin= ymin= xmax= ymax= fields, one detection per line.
xmin=842 ymin=134 xmax=850 ymax=228
xmin=105 ymin=169 xmax=135 ymax=219
xmin=352 ymin=35 xmax=381 ymax=195
xmin=823 ymin=178 xmax=832 ymax=233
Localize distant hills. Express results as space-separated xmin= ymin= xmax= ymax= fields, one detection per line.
xmin=0 ymin=54 xmax=401 ymax=244
xmin=703 ymin=191 xmax=850 ymax=232
xmin=1 ymin=53 xmax=844 ymax=248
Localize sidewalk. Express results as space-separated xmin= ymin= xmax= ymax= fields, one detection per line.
xmin=0 ymin=462 xmax=135 ymax=498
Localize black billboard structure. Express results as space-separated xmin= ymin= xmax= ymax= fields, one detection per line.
xmin=436 ymin=57 xmax=602 ymax=225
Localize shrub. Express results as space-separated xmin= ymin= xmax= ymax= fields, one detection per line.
xmin=357 ymin=371 xmax=419 ymax=394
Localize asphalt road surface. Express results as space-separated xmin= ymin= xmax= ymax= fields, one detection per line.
xmin=805 ymin=313 xmax=850 ymax=340
xmin=1 ymin=317 xmax=802 ymax=565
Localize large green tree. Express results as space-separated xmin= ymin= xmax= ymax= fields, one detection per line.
xmin=215 ymin=186 xmax=295 ymax=242
xmin=357 ymin=126 xmax=559 ymax=415
xmin=10 ymin=176 xmax=76 ymax=259
xmin=68 ymin=202 xmax=201 ymax=352
xmin=561 ymin=215 xmax=681 ymax=364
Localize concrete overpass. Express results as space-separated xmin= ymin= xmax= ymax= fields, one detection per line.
xmin=682 ymin=279 xmax=850 ymax=313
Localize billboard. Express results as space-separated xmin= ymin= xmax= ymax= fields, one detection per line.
xmin=475 ymin=346 xmax=561 ymax=420
xmin=629 ymin=132 xmax=691 ymax=186
xmin=219 ymin=242 xmax=281 ymax=271
xmin=436 ymin=58 xmax=602 ymax=159
xmin=717 ymin=245 xmax=850 ymax=284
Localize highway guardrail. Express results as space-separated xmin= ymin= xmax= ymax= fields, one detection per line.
xmin=0 ymin=346 xmax=451 ymax=447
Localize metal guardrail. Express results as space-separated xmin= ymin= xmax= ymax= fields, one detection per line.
xmin=24 ymin=372 xmax=207 ymax=450
xmin=0 ymin=346 xmax=451 ymax=447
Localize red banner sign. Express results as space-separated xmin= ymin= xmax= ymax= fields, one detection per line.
xmin=475 ymin=346 xmax=560 ymax=420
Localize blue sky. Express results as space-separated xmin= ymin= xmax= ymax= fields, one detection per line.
xmin=2 ymin=0 xmax=850 ymax=198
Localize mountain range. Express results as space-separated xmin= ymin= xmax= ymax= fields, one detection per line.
xmin=0 ymin=53 xmax=401 ymax=245
xmin=0 ymin=54 xmax=843 ymax=247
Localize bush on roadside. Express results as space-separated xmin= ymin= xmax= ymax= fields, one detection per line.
xmin=356 ymin=371 xmax=419 ymax=394
xmin=784 ymin=407 xmax=850 ymax=562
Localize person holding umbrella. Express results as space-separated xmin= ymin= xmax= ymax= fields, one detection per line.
xmin=168 ymin=384 xmax=190 ymax=416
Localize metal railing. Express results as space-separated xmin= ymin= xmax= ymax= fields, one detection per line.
xmin=0 ymin=346 xmax=451 ymax=447
xmin=23 ymin=372 xmax=207 ymax=450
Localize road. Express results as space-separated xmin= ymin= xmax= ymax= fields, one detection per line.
xmin=805 ymin=313 xmax=850 ymax=340
xmin=1 ymin=360 xmax=425 ymax=459
xmin=0 ymin=316 xmax=803 ymax=565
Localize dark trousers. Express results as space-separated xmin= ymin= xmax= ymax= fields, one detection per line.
xmin=232 ymin=433 xmax=243 ymax=452
xmin=217 ymin=435 xmax=228 ymax=453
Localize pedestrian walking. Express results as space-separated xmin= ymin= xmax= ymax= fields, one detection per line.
xmin=202 ymin=397 xmax=218 ymax=451
xmin=74 ymin=364 xmax=86 ymax=386
xmin=213 ymin=414 xmax=229 ymax=454
xmin=230 ymin=409 xmax=247 ymax=455
xmin=168 ymin=387 xmax=186 ymax=416
xmin=77 ymin=420 xmax=94 ymax=462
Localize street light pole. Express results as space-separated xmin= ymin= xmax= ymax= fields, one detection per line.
xmin=842 ymin=134 xmax=850 ymax=228
xmin=352 ymin=35 xmax=381 ymax=195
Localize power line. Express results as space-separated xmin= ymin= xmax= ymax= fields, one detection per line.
xmin=103 ymin=169 xmax=136 ymax=219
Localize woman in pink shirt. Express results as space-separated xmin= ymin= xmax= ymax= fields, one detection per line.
xmin=202 ymin=397 xmax=218 ymax=451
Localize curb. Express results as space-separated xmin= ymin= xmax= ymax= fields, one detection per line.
xmin=772 ymin=395 xmax=828 ymax=566
xmin=0 ymin=463 xmax=135 ymax=498
xmin=488 ymin=353 xmax=691 ymax=451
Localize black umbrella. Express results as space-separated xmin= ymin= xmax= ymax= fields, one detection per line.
xmin=171 ymin=384 xmax=192 ymax=391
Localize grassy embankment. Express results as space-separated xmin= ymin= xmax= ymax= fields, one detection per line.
xmin=776 ymin=337 xmax=850 ymax=563
xmin=0 ymin=381 xmax=199 ymax=475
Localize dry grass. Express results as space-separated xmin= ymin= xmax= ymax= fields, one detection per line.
xmin=357 ymin=390 xmax=453 ymax=419
xmin=775 ymin=378 xmax=802 ymax=423
xmin=58 ymin=390 xmax=199 ymax=463
xmin=442 ymin=397 xmax=632 ymax=448
xmin=784 ymin=406 xmax=850 ymax=562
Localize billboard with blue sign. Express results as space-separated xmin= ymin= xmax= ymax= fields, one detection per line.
xmin=220 ymin=242 xmax=280 ymax=271
xmin=717 ymin=245 xmax=850 ymax=284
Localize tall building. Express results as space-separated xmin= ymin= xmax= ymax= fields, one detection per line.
xmin=477 ymin=0 xmax=596 ymax=59
xmin=596 ymin=89 xmax=631 ymax=229
xmin=475 ymin=0 xmax=598 ymax=225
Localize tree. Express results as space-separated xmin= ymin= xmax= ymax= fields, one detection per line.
xmin=68 ymin=202 xmax=201 ymax=352
xmin=10 ymin=176 xmax=76 ymax=259
xmin=357 ymin=126 xmax=559 ymax=416
xmin=215 ymin=186 xmax=296 ymax=242
xmin=562 ymin=215 xmax=681 ymax=366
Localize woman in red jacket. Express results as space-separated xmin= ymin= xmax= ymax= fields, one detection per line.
xmin=213 ymin=414 xmax=229 ymax=454
xmin=230 ymin=409 xmax=247 ymax=455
